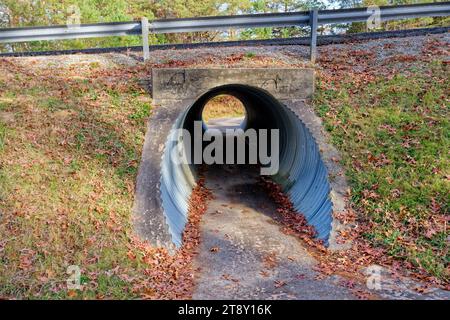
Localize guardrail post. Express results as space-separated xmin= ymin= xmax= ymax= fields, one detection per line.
xmin=309 ymin=8 xmax=318 ymax=64
xmin=141 ymin=17 xmax=150 ymax=61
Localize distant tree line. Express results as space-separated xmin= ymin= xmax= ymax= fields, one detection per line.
xmin=0 ymin=0 xmax=447 ymax=53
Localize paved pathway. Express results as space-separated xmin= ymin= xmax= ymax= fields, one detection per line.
xmin=192 ymin=165 xmax=359 ymax=300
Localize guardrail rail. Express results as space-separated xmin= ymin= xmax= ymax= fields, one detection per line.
xmin=0 ymin=2 xmax=449 ymax=62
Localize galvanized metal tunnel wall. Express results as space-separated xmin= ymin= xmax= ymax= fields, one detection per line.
xmin=134 ymin=69 xmax=344 ymax=252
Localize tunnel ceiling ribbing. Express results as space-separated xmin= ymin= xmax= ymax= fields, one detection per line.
xmin=160 ymin=84 xmax=333 ymax=247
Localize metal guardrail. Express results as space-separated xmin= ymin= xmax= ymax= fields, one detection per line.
xmin=149 ymin=2 xmax=450 ymax=33
xmin=0 ymin=2 xmax=449 ymax=61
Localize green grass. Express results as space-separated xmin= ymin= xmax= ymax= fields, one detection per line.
xmin=314 ymin=61 xmax=449 ymax=280
xmin=0 ymin=61 xmax=172 ymax=299
xmin=0 ymin=123 xmax=6 ymax=151
xmin=128 ymin=101 xmax=151 ymax=121
xmin=244 ymin=52 xmax=256 ymax=59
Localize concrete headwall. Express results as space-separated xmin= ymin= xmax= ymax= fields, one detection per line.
xmin=152 ymin=68 xmax=314 ymax=103
xmin=134 ymin=68 xmax=349 ymax=252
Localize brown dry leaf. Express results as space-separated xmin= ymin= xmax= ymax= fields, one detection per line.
xmin=221 ymin=273 xmax=239 ymax=283
xmin=260 ymin=270 xmax=270 ymax=277
xmin=127 ymin=250 xmax=136 ymax=260
xmin=19 ymin=249 xmax=36 ymax=271
xmin=295 ymin=274 xmax=306 ymax=280
xmin=67 ymin=290 xmax=78 ymax=298
xmin=414 ymin=286 xmax=432 ymax=294
xmin=262 ymin=252 xmax=278 ymax=270
xmin=274 ymin=280 xmax=287 ymax=288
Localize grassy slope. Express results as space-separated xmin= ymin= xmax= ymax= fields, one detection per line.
xmin=0 ymin=59 xmax=198 ymax=299
xmin=0 ymin=60 xmax=146 ymax=298
xmin=315 ymin=60 xmax=449 ymax=281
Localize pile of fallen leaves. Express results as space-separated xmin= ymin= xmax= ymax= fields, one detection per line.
xmin=259 ymin=177 xmax=319 ymax=248
xmin=259 ymin=176 xmax=448 ymax=295
xmin=98 ymin=174 xmax=212 ymax=300
xmin=259 ymin=176 xmax=378 ymax=297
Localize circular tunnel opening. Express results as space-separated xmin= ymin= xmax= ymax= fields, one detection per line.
xmin=201 ymin=94 xmax=247 ymax=131
xmin=161 ymin=84 xmax=333 ymax=248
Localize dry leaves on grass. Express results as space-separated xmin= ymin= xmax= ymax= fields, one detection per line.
xmin=259 ymin=174 xmax=448 ymax=294
xmin=135 ymin=173 xmax=213 ymax=299
xmin=262 ymin=252 xmax=279 ymax=270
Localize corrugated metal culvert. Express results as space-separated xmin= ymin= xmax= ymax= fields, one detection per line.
xmin=160 ymin=84 xmax=332 ymax=247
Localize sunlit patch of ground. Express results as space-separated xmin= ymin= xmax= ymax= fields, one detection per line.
xmin=202 ymin=94 xmax=246 ymax=123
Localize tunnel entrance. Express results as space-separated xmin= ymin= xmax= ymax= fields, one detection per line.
xmin=159 ymin=84 xmax=333 ymax=248
xmin=134 ymin=68 xmax=341 ymax=252
xmin=201 ymin=94 xmax=246 ymax=130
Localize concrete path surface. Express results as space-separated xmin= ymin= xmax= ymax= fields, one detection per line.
xmin=192 ymin=164 xmax=360 ymax=300
xmin=206 ymin=117 xmax=245 ymax=131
